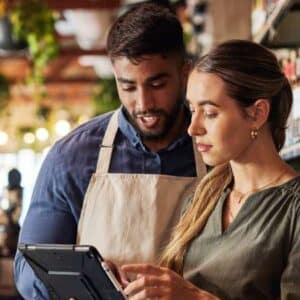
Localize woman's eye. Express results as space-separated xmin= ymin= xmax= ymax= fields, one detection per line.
xmin=204 ymin=112 xmax=218 ymax=119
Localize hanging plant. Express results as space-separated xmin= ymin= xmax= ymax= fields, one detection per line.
xmin=9 ymin=0 xmax=59 ymax=85
xmin=0 ymin=73 xmax=10 ymax=111
xmin=36 ymin=103 xmax=52 ymax=122
xmin=92 ymin=78 xmax=120 ymax=116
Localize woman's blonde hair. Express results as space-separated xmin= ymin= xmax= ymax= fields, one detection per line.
xmin=160 ymin=40 xmax=293 ymax=274
xmin=160 ymin=164 xmax=232 ymax=273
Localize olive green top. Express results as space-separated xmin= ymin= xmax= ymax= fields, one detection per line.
xmin=183 ymin=176 xmax=300 ymax=300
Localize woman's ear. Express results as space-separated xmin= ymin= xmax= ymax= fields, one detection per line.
xmin=246 ymin=99 xmax=270 ymax=129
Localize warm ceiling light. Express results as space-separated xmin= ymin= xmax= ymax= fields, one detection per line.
xmin=36 ymin=128 xmax=49 ymax=142
xmin=0 ymin=131 xmax=8 ymax=145
xmin=55 ymin=120 xmax=71 ymax=137
xmin=24 ymin=132 xmax=36 ymax=144
xmin=63 ymin=9 xmax=116 ymax=50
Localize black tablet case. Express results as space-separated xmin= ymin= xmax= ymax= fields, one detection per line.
xmin=18 ymin=244 xmax=126 ymax=300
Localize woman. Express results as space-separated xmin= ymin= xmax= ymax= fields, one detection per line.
xmin=119 ymin=40 xmax=300 ymax=300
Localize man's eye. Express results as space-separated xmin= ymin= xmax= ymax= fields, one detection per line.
xmin=121 ymin=85 xmax=135 ymax=91
xmin=151 ymin=81 xmax=166 ymax=88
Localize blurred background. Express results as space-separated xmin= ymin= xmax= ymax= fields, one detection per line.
xmin=0 ymin=0 xmax=300 ymax=297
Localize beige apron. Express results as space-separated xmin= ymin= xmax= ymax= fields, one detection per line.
xmin=77 ymin=110 xmax=206 ymax=265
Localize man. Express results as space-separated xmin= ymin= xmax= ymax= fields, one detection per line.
xmin=14 ymin=2 xmax=206 ymax=299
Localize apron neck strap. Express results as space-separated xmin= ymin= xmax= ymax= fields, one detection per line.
xmin=96 ymin=109 xmax=207 ymax=177
xmin=96 ymin=109 xmax=120 ymax=173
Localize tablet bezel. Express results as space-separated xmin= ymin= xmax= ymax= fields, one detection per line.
xmin=18 ymin=243 xmax=127 ymax=300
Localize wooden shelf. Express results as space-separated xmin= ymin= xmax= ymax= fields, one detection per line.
xmin=8 ymin=0 xmax=121 ymax=10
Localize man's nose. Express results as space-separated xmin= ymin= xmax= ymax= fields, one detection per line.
xmin=136 ymin=88 xmax=155 ymax=112
xmin=188 ymin=115 xmax=206 ymax=137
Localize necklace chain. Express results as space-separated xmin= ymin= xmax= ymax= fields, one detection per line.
xmin=226 ymin=170 xmax=287 ymax=224
xmin=231 ymin=170 xmax=286 ymax=205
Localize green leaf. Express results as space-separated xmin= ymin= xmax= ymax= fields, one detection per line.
xmin=92 ymin=78 xmax=120 ymax=116
xmin=9 ymin=0 xmax=59 ymax=88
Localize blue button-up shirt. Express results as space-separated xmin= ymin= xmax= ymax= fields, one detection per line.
xmin=14 ymin=107 xmax=197 ymax=299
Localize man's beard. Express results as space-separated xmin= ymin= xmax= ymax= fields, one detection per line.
xmin=124 ymin=97 xmax=184 ymax=141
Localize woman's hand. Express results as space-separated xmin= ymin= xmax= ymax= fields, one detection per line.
xmin=105 ymin=260 xmax=130 ymax=288
xmin=121 ymin=264 xmax=219 ymax=300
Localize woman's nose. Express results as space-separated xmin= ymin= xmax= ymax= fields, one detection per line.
xmin=188 ymin=116 xmax=206 ymax=137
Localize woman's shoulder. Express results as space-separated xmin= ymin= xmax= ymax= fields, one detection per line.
xmin=277 ymin=175 xmax=300 ymax=212
xmin=280 ymin=175 xmax=300 ymax=195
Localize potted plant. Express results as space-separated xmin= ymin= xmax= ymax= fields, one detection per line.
xmin=0 ymin=0 xmax=26 ymax=51
xmin=9 ymin=0 xmax=59 ymax=85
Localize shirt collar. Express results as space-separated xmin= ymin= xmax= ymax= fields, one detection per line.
xmin=118 ymin=105 xmax=191 ymax=152
xmin=118 ymin=106 xmax=142 ymax=148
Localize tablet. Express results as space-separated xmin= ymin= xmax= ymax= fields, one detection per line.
xmin=18 ymin=243 xmax=127 ymax=300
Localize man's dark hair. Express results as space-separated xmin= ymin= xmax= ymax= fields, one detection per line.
xmin=107 ymin=2 xmax=185 ymax=62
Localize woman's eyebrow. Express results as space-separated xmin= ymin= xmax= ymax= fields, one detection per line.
xmin=186 ymin=99 xmax=220 ymax=107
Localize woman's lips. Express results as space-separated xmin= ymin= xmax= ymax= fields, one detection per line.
xmin=196 ymin=143 xmax=212 ymax=152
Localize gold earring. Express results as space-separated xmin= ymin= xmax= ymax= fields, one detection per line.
xmin=250 ymin=128 xmax=258 ymax=140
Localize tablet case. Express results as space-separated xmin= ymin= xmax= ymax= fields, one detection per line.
xmin=18 ymin=244 xmax=126 ymax=300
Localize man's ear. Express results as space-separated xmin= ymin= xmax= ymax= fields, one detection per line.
xmin=246 ymin=99 xmax=271 ymax=129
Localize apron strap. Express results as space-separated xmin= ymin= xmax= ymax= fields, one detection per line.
xmin=96 ymin=109 xmax=120 ymax=174
xmin=192 ymin=137 xmax=207 ymax=178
